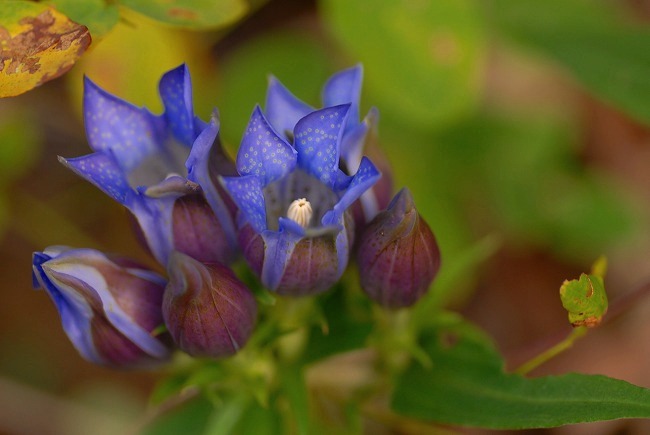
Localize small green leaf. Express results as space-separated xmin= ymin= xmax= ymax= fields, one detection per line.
xmin=45 ymin=0 xmax=119 ymax=38
xmin=560 ymin=273 xmax=608 ymax=328
xmin=119 ymin=0 xmax=248 ymax=30
xmin=392 ymin=314 xmax=650 ymax=429
xmin=322 ymin=0 xmax=485 ymax=130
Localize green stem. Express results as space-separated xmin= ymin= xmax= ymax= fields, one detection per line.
xmin=514 ymin=326 xmax=588 ymax=376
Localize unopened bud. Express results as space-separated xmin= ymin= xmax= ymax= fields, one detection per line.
xmin=163 ymin=252 xmax=257 ymax=357
xmin=356 ymin=188 xmax=441 ymax=308
xmin=31 ymin=247 xmax=171 ymax=368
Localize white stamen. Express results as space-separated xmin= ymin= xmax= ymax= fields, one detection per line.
xmin=287 ymin=198 xmax=313 ymax=228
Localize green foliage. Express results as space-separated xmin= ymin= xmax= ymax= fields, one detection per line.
xmin=392 ymin=313 xmax=650 ymax=429
xmin=322 ymin=0 xmax=485 ymax=130
xmin=433 ymin=114 xmax=639 ymax=259
xmin=216 ymin=32 xmax=331 ymax=150
xmin=490 ymin=0 xmax=650 ymax=125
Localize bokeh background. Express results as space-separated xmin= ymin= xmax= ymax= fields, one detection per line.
xmin=2 ymin=0 xmax=650 ymax=433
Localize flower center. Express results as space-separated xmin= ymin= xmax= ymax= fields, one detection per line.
xmin=287 ymin=198 xmax=312 ymax=228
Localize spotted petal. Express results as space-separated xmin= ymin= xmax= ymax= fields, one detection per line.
xmin=83 ymin=77 xmax=164 ymax=173
xmin=237 ymin=106 xmax=297 ymax=186
xmin=322 ymin=65 xmax=362 ymax=134
xmin=159 ymin=64 xmax=195 ymax=146
xmin=265 ymin=76 xmax=313 ymax=139
xmin=221 ymin=175 xmax=267 ymax=233
xmin=59 ymin=152 xmax=133 ymax=205
xmin=294 ymin=105 xmax=350 ymax=188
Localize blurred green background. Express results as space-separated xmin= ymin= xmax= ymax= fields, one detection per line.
xmin=2 ymin=0 xmax=650 ymax=433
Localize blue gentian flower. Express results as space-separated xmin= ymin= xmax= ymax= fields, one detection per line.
xmin=32 ymin=247 xmax=171 ymax=367
xmin=265 ymin=65 xmax=393 ymax=225
xmin=59 ymin=65 xmax=238 ymax=266
xmin=221 ymin=104 xmax=381 ymax=295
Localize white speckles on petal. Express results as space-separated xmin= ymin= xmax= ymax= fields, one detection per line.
xmin=294 ymin=105 xmax=350 ymax=187
xmin=237 ymin=106 xmax=297 ymax=186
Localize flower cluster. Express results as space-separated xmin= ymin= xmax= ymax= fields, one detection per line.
xmin=31 ymin=65 xmax=441 ymax=368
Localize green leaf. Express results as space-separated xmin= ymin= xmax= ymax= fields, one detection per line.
xmin=234 ymin=400 xmax=282 ymax=435
xmin=280 ymin=365 xmax=312 ymax=435
xmin=0 ymin=1 xmax=91 ymax=97
xmin=301 ymin=286 xmax=372 ymax=365
xmin=141 ymin=395 xmax=213 ymax=435
xmin=204 ymin=393 xmax=251 ymax=435
xmin=322 ymin=0 xmax=485 ymax=130
xmin=491 ymin=0 xmax=650 ymax=125
xmin=392 ymin=313 xmax=650 ymax=429
xmin=119 ymin=0 xmax=248 ymax=30
xmin=45 ymin=0 xmax=119 ymax=38
xmin=560 ymin=273 xmax=608 ymax=328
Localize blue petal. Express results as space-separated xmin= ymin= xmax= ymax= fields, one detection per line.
xmin=159 ymin=64 xmax=195 ymax=146
xmin=130 ymin=195 xmax=176 ymax=266
xmin=294 ymin=105 xmax=350 ymax=188
xmin=260 ymin=219 xmax=304 ymax=290
xmin=264 ymin=76 xmax=313 ymax=139
xmin=323 ymin=157 xmax=380 ymax=225
xmin=237 ymin=106 xmax=297 ymax=186
xmin=322 ymin=65 xmax=363 ymax=134
xmin=83 ymin=77 xmax=164 ymax=173
xmin=340 ymin=107 xmax=379 ymax=171
xmin=221 ymin=175 xmax=267 ymax=233
xmin=186 ymin=115 xmax=238 ymax=251
xmin=59 ymin=152 xmax=133 ymax=205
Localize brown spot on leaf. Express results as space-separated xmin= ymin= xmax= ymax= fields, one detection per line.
xmin=168 ymin=7 xmax=198 ymax=21
xmin=0 ymin=8 xmax=91 ymax=97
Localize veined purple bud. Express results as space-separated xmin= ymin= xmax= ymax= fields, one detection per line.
xmin=163 ymin=252 xmax=257 ymax=358
xmin=356 ymin=188 xmax=441 ymax=308
xmin=31 ymin=247 xmax=171 ymax=368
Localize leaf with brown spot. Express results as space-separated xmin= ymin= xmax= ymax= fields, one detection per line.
xmin=0 ymin=1 xmax=91 ymax=98
xmin=120 ymin=0 xmax=248 ymax=30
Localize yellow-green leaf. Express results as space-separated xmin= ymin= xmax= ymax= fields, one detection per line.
xmin=0 ymin=1 xmax=91 ymax=97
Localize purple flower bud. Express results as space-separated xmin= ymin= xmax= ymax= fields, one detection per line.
xmin=31 ymin=247 xmax=171 ymax=368
xmin=356 ymin=188 xmax=441 ymax=308
xmin=163 ymin=252 xmax=257 ymax=358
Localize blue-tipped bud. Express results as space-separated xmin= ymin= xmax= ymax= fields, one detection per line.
xmin=356 ymin=188 xmax=441 ymax=308
xmin=31 ymin=247 xmax=171 ymax=368
xmin=163 ymin=252 xmax=257 ymax=357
